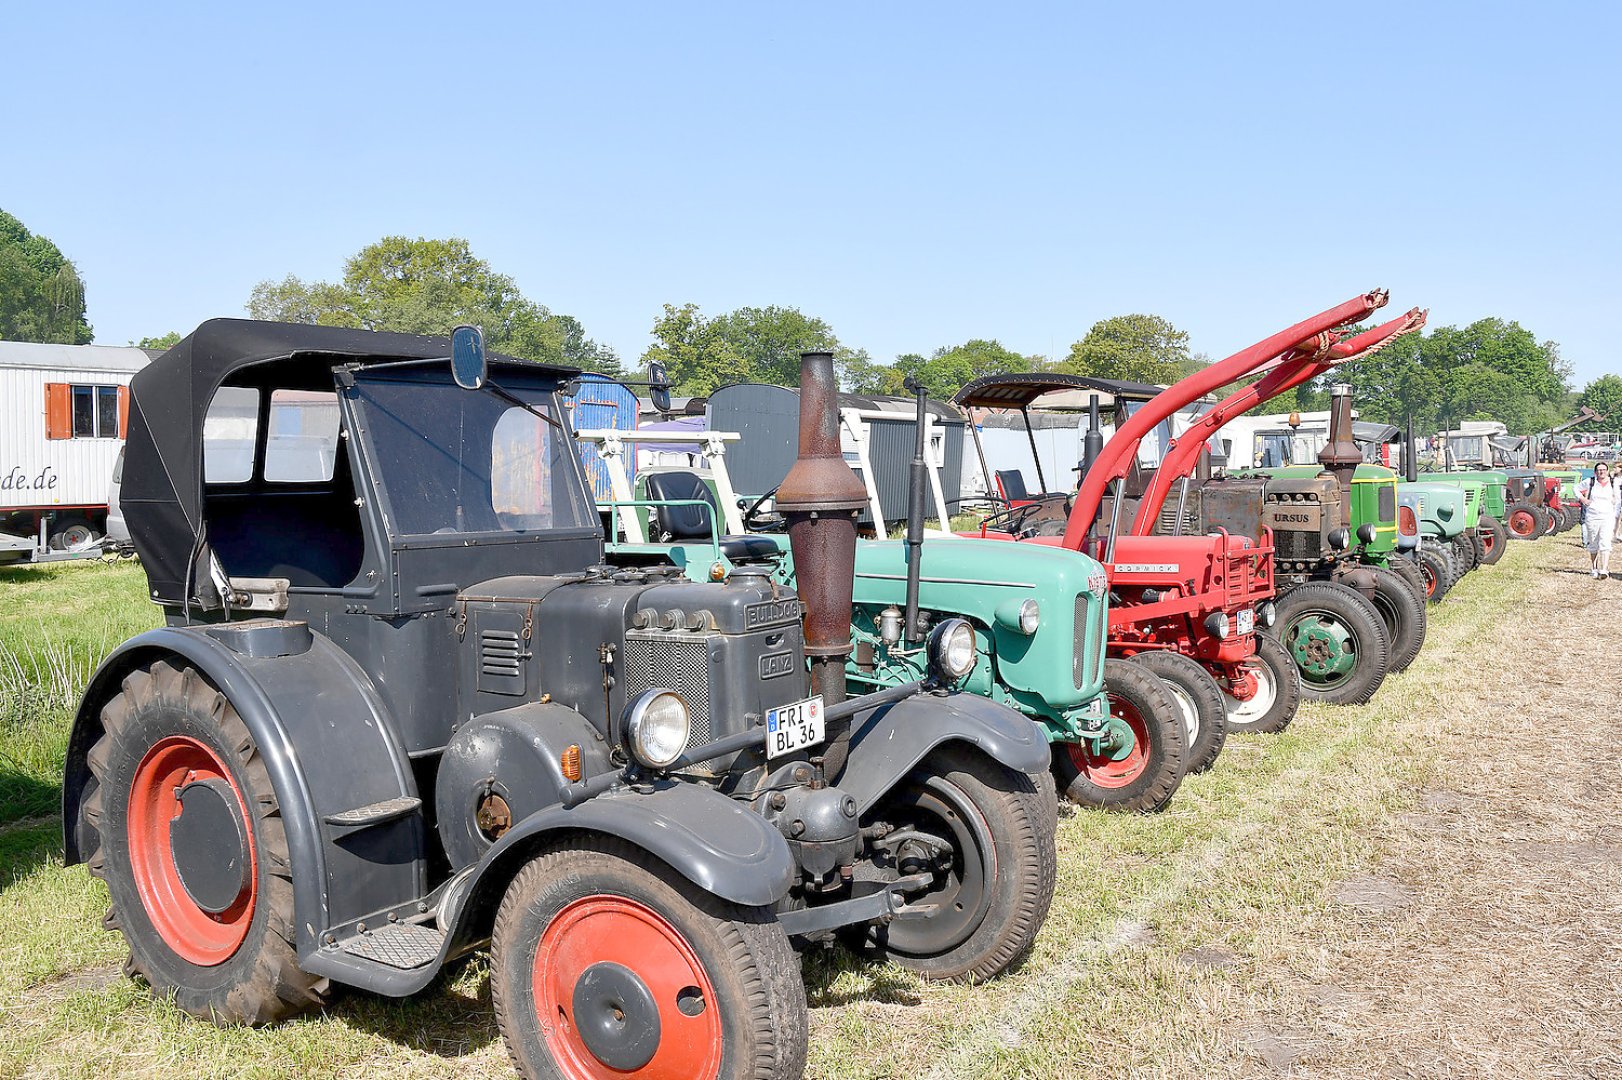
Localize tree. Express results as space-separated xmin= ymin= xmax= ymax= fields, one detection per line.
xmin=1060 ymin=314 xmax=1194 ymax=384
xmin=134 ymin=331 xmax=182 ymax=350
xmin=0 ymin=209 xmax=92 ymax=344
xmin=641 ymin=303 xmax=854 ymax=394
xmin=886 ymin=339 xmax=1045 ymax=399
xmin=1577 ymin=375 xmax=1622 ymax=430
xmin=248 ymin=237 xmax=620 ymax=375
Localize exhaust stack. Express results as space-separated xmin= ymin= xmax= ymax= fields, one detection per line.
xmin=1317 ymin=382 xmax=1361 ymax=518
xmin=777 ymin=351 xmax=867 ymax=720
xmin=1405 ymin=414 xmax=1418 ymax=483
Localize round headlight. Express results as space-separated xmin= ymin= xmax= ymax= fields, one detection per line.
xmin=1258 ymin=601 xmax=1276 ymax=628
xmin=622 ymin=690 xmax=691 ymax=770
xmin=1356 ymin=523 xmax=1376 ymax=545
xmin=1204 ymin=612 xmax=1230 ymax=639
xmin=928 ymin=618 xmax=978 ymax=682
xmin=1018 ymin=598 xmax=1040 ymax=635
xmin=1327 ymin=527 xmax=1350 ymax=550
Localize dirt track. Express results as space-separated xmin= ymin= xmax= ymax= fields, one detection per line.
xmin=1226 ymin=539 xmax=1622 ymax=1079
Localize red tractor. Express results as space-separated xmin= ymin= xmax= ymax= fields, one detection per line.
xmin=958 ymin=291 xmax=1414 ymax=744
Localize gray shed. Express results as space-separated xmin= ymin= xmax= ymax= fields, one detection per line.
xmin=707 ymin=383 xmax=967 ymax=526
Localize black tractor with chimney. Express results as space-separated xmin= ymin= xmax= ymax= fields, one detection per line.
xmin=61 ymin=321 xmax=1058 ymax=1079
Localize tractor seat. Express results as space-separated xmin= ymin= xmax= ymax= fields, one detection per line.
xmin=642 ymin=471 xmax=777 ymax=563
xmin=996 ymin=469 xmax=1031 ymax=503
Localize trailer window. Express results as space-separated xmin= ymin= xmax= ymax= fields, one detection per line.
xmin=204 ymin=387 xmax=260 ymax=484
xmin=265 ymin=390 xmax=341 ymax=482
xmin=65 ymin=384 xmax=122 ymax=439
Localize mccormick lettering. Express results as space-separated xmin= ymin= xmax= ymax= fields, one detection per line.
xmin=1113 ymin=563 xmax=1180 ymax=573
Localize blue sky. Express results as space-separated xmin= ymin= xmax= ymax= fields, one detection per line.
xmin=6 ymin=2 xmax=1619 ymax=384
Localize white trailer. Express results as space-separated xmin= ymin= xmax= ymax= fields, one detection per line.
xmin=0 ymin=341 xmax=154 ymax=562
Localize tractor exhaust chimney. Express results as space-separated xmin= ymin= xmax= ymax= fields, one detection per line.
xmin=1082 ymin=394 xmax=1104 ymax=541
xmin=1317 ymin=382 xmax=1361 ymax=517
xmin=902 ymin=377 xmax=928 ymax=644
xmin=1404 ymin=414 xmax=1418 ymax=483
xmin=777 ymin=351 xmax=867 ymax=724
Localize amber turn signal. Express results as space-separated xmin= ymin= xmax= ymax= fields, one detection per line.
xmin=561 ymin=744 xmax=582 ymax=783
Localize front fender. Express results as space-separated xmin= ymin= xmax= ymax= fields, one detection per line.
xmin=835 ymin=689 xmax=1050 ymax=815
xmin=444 ymin=779 xmax=796 ymax=954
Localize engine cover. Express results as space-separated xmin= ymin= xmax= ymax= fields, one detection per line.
xmin=1264 ymin=476 xmax=1345 ymax=571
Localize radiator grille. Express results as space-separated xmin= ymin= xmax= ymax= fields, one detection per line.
xmin=1377 ymin=481 xmax=1397 ymax=522
xmin=625 ymin=631 xmax=715 ymax=746
xmin=1073 ymin=594 xmax=1105 ymax=690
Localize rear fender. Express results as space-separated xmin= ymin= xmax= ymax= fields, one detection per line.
xmin=441 ymin=779 xmax=796 ymax=955
xmin=835 ymin=690 xmax=1049 ymax=815
xmin=63 ymin=622 xmax=423 ymax=958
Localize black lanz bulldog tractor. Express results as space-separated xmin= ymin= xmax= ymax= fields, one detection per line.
xmin=63 ymin=321 xmax=1057 ymax=1079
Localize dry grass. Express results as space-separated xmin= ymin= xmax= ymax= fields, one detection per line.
xmin=2 ymin=543 xmax=1619 ymax=1077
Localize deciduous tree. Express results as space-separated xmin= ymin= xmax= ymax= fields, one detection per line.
xmin=248 ymin=237 xmax=620 ymax=374
xmin=1060 ymin=314 xmax=1194 ymax=384
xmin=0 ymin=209 xmax=92 ymax=344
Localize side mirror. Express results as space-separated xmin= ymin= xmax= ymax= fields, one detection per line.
xmin=648 ymin=360 xmax=672 ymax=414
xmin=451 ymin=325 xmax=486 ymax=390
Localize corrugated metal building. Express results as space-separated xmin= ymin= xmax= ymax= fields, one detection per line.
xmin=0 ymin=341 xmax=154 ymax=552
xmin=706 ymin=383 xmax=967 ymax=526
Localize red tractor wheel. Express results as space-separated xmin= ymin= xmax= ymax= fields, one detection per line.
xmin=82 ymin=659 xmax=323 ymax=1024
xmin=1478 ymin=516 xmax=1508 ymax=565
xmin=492 ymin=838 xmax=806 ymax=1080
xmin=1054 ymin=659 xmax=1185 ymax=813
xmin=1506 ymin=502 xmax=1547 ymax=539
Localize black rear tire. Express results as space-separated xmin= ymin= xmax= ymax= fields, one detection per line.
xmin=1130 ymin=650 xmax=1228 ymax=774
xmin=851 ymin=746 xmax=1057 ymax=982
xmin=1219 ymin=630 xmax=1302 ymax=734
xmin=1416 ymin=543 xmax=1454 ymax=604
xmin=1273 ymin=581 xmax=1392 ymax=705
xmin=492 ymin=837 xmax=805 ymax=1080
xmin=1365 ymin=566 xmax=1426 ymax=673
xmin=1054 ymin=658 xmax=1185 ymax=813
xmin=82 ymin=659 xmax=323 ymax=1025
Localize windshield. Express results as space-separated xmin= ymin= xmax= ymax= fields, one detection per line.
xmin=351 ymin=371 xmax=596 ymax=537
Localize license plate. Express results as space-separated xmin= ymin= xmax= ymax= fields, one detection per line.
xmin=1236 ymin=608 xmax=1255 ymax=634
xmin=766 ymin=696 xmax=825 ymax=759
xmin=1078 ymin=695 xmax=1107 ymax=720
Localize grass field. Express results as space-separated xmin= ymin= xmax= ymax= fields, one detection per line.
xmin=1 ymin=540 xmax=1616 ymax=1078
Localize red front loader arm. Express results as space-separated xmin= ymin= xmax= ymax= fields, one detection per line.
xmin=1129 ymin=306 xmax=1429 ymax=535
xmin=1061 ymin=289 xmax=1393 ymax=551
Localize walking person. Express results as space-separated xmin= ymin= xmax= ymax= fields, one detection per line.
xmin=1576 ymin=462 xmax=1621 ymax=577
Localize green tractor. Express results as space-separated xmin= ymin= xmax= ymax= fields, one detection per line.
xmin=577 ymin=389 xmax=1194 ymax=815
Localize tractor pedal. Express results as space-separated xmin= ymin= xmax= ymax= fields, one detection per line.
xmin=339 ymin=921 xmax=444 ymax=970
xmin=324 ymin=797 xmax=421 ymax=828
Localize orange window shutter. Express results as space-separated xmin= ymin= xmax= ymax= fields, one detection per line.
xmin=45 ymin=383 xmax=73 ymax=439
xmin=117 ymin=385 xmax=130 ymax=438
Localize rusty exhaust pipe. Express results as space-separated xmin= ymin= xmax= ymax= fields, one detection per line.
xmin=1318 ymin=382 xmax=1361 ymax=520
xmin=777 ymin=351 xmax=868 ymax=775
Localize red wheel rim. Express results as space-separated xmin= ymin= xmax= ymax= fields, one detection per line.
xmin=1423 ymin=565 xmax=1438 ymax=598
xmin=534 ymin=896 xmax=721 ymax=1079
xmin=1482 ymin=530 xmax=1497 ymax=556
xmin=1068 ymin=696 xmax=1150 ymax=788
xmin=1510 ymin=510 xmax=1536 ymax=537
xmin=126 ymin=735 xmax=257 ymax=966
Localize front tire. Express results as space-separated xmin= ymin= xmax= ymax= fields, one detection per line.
xmin=1219 ymin=630 xmax=1302 ymax=734
xmin=1451 ymin=534 xmax=1478 ymax=575
xmin=1506 ymin=502 xmax=1546 ymax=540
xmin=850 ymin=747 xmax=1056 ymax=983
xmin=1130 ymin=650 xmax=1228 ymax=774
xmin=1415 ymin=544 xmax=1454 ymax=604
xmin=1365 ymin=566 xmax=1427 ymax=673
xmin=1477 ymin=516 xmax=1508 ymax=565
xmin=1274 ymin=582 xmax=1392 ymax=705
xmin=491 ymin=838 xmax=806 ymax=1080
xmin=82 ymin=659 xmax=323 ymax=1025
xmin=1055 ymin=659 xmax=1186 ymax=813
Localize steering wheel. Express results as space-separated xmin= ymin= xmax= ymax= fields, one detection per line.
xmin=741 ymin=486 xmax=787 ymax=532
xmin=977 ymin=493 xmax=1073 ymax=540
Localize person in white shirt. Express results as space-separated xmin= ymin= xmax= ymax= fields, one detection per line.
xmin=1576 ymin=462 xmax=1621 ymax=578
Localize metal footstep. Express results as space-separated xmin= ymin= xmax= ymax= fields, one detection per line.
xmin=324 ymin=797 xmax=421 ymax=828
xmin=339 ymin=922 xmax=444 ymax=969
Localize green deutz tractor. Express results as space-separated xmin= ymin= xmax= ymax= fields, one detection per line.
xmin=1398 ymin=481 xmax=1477 ymax=601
